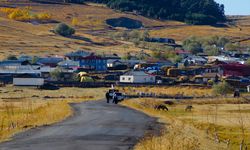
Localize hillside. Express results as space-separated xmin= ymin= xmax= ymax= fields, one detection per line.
xmin=88 ymin=0 xmax=226 ymax=25
xmin=0 ymin=1 xmax=249 ymax=59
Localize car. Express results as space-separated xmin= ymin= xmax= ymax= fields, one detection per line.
xmin=115 ymin=92 xmax=125 ymax=101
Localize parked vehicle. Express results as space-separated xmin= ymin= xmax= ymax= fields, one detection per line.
xmin=107 ymin=89 xmax=125 ymax=101
xmin=116 ymin=92 xmax=125 ymax=101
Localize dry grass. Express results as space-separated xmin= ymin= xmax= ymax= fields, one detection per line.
xmin=122 ymin=98 xmax=227 ymax=150
xmin=123 ymin=97 xmax=250 ymax=150
xmin=118 ymin=86 xmax=213 ymax=98
xmin=150 ymin=25 xmax=250 ymax=44
xmin=0 ymin=86 xmax=106 ymax=142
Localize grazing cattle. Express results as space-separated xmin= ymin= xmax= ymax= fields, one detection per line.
xmin=234 ymin=90 xmax=240 ymax=98
xmin=154 ymin=104 xmax=168 ymax=111
xmin=164 ymin=101 xmax=174 ymax=105
xmin=185 ymin=105 xmax=193 ymax=111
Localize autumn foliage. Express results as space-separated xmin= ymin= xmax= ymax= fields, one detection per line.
xmin=0 ymin=7 xmax=51 ymax=21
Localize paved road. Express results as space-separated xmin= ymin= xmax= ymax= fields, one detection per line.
xmin=0 ymin=100 xmax=159 ymax=150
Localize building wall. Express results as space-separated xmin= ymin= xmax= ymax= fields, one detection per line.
xmin=120 ymin=75 xmax=155 ymax=83
xmin=120 ymin=75 xmax=134 ymax=83
xmin=80 ymin=59 xmax=107 ymax=71
xmin=134 ymin=75 xmax=155 ymax=83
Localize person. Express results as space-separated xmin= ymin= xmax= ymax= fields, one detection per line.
xmin=112 ymin=92 xmax=118 ymax=104
xmin=105 ymin=91 xmax=110 ymax=103
xmin=234 ymin=89 xmax=240 ymax=98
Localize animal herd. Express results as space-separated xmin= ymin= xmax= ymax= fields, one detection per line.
xmin=154 ymin=101 xmax=193 ymax=112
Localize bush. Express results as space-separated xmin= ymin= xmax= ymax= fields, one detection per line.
xmin=6 ymin=55 xmax=18 ymax=60
xmin=106 ymin=17 xmax=143 ymax=29
xmin=212 ymin=81 xmax=232 ymax=96
xmin=50 ymin=68 xmax=62 ymax=81
xmin=54 ymin=23 xmax=75 ymax=37
xmin=71 ymin=17 xmax=79 ymax=26
xmin=1 ymin=7 xmax=51 ymax=21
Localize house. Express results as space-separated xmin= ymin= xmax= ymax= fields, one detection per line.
xmin=124 ymin=59 xmax=144 ymax=69
xmin=107 ymin=60 xmax=127 ymax=70
xmin=0 ymin=60 xmax=41 ymax=75
xmin=79 ymin=53 xmax=107 ymax=71
xmin=58 ymin=60 xmax=80 ymax=69
xmin=37 ymin=57 xmax=64 ymax=67
xmin=230 ymin=52 xmax=250 ymax=60
xmin=120 ymin=71 xmax=156 ymax=83
xmin=103 ymin=53 xmax=121 ymax=60
xmin=207 ymin=56 xmax=245 ymax=64
xmin=220 ymin=63 xmax=250 ymax=77
xmin=0 ymin=59 xmax=58 ymax=80
xmin=18 ymin=55 xmax=33 ymax=62
xmin=65 ymin=50 xmax=91 ymax=61
xmin=13 ymin=74 xmax=44 ymax=86
xmin=192 ymin=73 xmax=219 ymax=84
xmin=182 ymin=55 xmax=208 ymax=65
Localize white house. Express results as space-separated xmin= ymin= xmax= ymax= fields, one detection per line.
xmin=120 ymin=71 xmax=156 ymax=83
xmin=13 ymin=74 xmax=44 ymax=86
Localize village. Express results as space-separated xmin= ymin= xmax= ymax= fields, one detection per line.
xmin=1 ymin=0 xmax=250 ymax=149
xmin=0 ymin=37 xmax=250 ymax=92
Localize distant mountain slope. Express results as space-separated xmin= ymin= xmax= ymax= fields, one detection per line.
xmin=0 ymin=1 xmax=249 ymax=59
xmin=87 ymin=0 xmax=226 ymax=25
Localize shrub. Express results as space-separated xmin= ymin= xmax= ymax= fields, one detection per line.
xmin=36 ymin=13 xmax=52 ymax=20
xmin=6 ymin=55 xmax=18 ymax=60
xmin=212 ymin=81 xmax=232 ymax=96
xmin=71 ymin=17 xmax=79 ymax=26
xmin=54 ymin=23 xmax=75 ymax=37
xmin=50 ymin=68 xmax=62 ymax=81
xmin=0 ymin=7 xmax=51 ymax=21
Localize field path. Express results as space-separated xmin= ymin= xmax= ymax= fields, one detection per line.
xmin=0 ymin=100 xmax=159 ymax=150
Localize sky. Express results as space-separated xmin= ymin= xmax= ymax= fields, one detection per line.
xmin=215 ymin=0 xmax=250 ymax=15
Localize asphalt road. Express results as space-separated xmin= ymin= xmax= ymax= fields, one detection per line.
xmin=0 ymin=100 xmax=159 ymax=150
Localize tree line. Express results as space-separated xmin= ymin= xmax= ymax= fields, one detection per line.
xmin=86 ymin=0 xmax=226 ymax=25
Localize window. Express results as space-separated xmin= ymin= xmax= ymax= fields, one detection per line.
xmin=122 ymin=77 xmax=125 ymax=80
xmin=128 ymin=77 xmax=131 ymax=81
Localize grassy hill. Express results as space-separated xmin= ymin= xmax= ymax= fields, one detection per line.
xmin=0 ymin=1 xmax=249 ymax=59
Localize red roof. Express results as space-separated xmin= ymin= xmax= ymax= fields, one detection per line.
xmin=220 ymin=63 xmax=250 ymax=76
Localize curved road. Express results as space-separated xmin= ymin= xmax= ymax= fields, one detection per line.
xmin=0 ymin=100 xmax=159 ymax=150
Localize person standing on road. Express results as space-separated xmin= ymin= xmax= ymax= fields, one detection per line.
xmin=112 ymin=92 xmax=118 ymax=104
xmin=106 ymin=91 xmax=110 ymax=103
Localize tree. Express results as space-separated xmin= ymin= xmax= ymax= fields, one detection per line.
xmin=204 ymin=45 xmax=220 ymax=56
xmin=54 ymin=23 xmax=75 ymax=37
xmin=212 ymin=81 xmax=232 ymax=96
xmin=89 ymin=0 xmax=225 ymax=25
xmin=50 ymin=68 xmax=62 ymax=81
xmin=31 ymin=56 xmax=39 ymax=64
xmin=141 ymin=30 xmax=150 ymax=41
xmin=182 ymin=37 xmax=203 ymax=54
xmin=246 ymin=59 xmax=250 ymax=65
xmin=225 ymin=43 xmax=240 ymax=51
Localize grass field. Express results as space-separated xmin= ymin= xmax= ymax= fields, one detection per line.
xmin=0 ymin=1 xmax=249 ymax=60
xmin=0 ymin=86 xmax=106 ymax=142
xmin=118 ymin=86 xmax=213 ymax=98
xmin=122 ymin=97 xmax=250 ymax=150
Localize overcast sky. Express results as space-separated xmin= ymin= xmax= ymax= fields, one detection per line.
xmin=215 ymin=0 xmax=250 ymax=15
